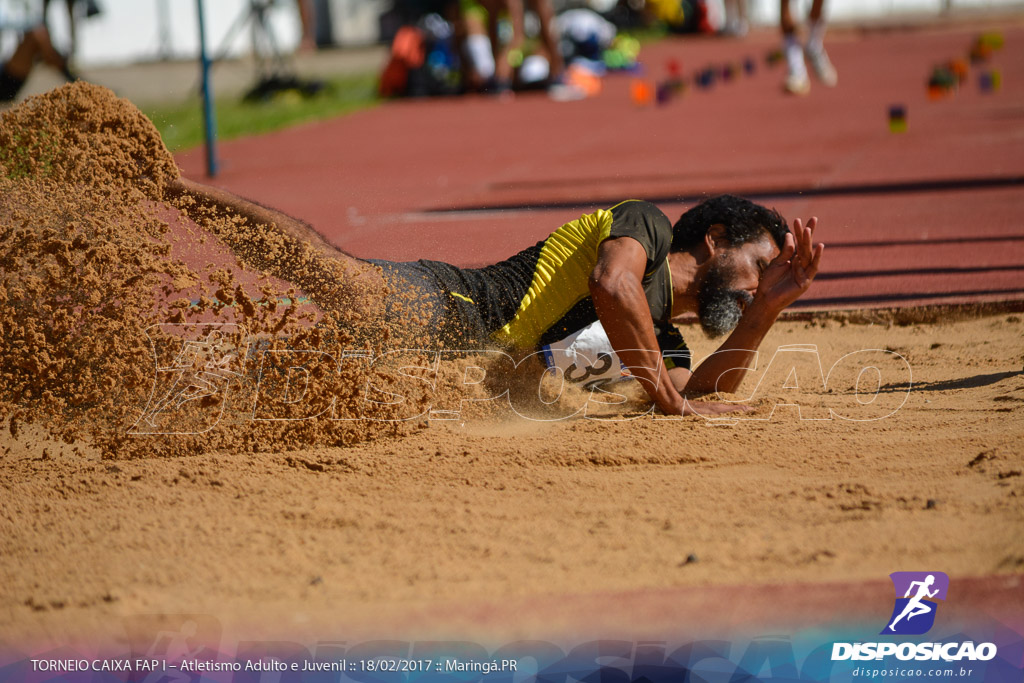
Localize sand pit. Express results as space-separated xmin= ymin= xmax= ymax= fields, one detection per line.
xmin=0 ymin=83 xmax=1022 ymax=651
xmin=2 ymin=312 xmax=1022 ymax=646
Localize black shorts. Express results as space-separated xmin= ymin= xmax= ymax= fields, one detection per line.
xmin=367 ymin=259 xmax=489 ymax=348
xmin=0 ymin=64 xmax=26 ymax=102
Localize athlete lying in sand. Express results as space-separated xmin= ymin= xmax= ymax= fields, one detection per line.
xmin=168 ymin=179 xmax=824 ymax=418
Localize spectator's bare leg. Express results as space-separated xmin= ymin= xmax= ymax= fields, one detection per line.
xmin=780 ymin=0 xmax=809 ymax=93
xmin=528 ymin=0 xmax=563 ymax=82
xmin=5 ymin=26 xmax=67 ymax=79
xmin=483 ymin=0 xmax=522 ymax=92
xmin=805 ymin=0 xmax=835 ymax=86
xmin=809 ymin=0 xmax=825 ymax=22
xmin=779 ymin=0 xmax=796 ymax=35
xmin=297 ymin=0 xmax=316 ymax=52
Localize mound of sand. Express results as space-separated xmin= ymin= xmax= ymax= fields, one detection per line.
xmin=0 ymin=83 xmax=430 ymax=458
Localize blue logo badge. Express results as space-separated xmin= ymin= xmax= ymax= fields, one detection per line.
xmin=881 ymin=571 xmax=949 ymax=635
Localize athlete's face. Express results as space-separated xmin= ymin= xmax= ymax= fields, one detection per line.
xmin=697 ymin=235 xmax=779 ymax=338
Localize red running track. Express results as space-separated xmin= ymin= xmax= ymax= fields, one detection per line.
xmin=176 ymin=19 xmax=1024 ymax=310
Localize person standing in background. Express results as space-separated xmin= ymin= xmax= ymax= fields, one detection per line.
xmin=0 ymin=24 xmax=76 ymax=104
xmin=780 ymin=0 xmax=836 ymax=95
xmin=42 ymin=0 xmax=100 ymax=60
xmin=481 ymin=0 xmax=563 ymax=95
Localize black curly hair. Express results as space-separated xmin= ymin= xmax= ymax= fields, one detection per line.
xmin=671 ymin=194 xmax=789 ymax=253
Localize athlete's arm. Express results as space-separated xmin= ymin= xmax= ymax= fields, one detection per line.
xmin=679 ymin=300 xmax=779 ymax=395
xmin=165 ymin=177 xmax=343 ymax=256
xmin=590 ymin=237 xmax=746 ymax=417
xmin=684 ymin=217 xmax=824 ymax=395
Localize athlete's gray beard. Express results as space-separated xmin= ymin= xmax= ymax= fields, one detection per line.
xmin=697 ymin=258 xmax=754 ymax=338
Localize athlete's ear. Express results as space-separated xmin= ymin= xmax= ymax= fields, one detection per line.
xmin=703 ymin=223 xmax=729 ymax=260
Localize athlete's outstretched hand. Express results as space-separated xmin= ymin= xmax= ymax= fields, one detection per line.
xmin=754 ymin=217 xmax=824 ymax=314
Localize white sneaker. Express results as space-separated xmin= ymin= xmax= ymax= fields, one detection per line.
xmin=806 ymin=46 xmax=837 ymax=87
xmin=548 ymin=82 xmax=587 ymax=102
xmin=784 ymin=71 xmax=811 ymax=95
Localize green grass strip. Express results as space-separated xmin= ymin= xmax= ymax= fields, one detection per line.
xmin=144 ymin=72 xmax=380 ymax=153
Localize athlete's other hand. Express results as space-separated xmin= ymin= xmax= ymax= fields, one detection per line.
xmin=754 ymin=216 xmax=824 ymax=314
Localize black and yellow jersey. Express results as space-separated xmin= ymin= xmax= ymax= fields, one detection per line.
xmin=372 ymin=200 xmax=688 ymax=363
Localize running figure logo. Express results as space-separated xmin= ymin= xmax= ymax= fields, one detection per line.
xmin=881 ymin=571 xmax=949 ymax=635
